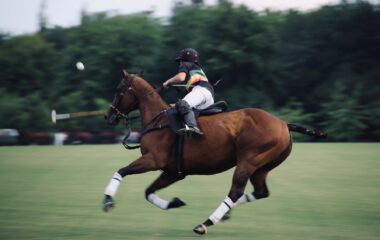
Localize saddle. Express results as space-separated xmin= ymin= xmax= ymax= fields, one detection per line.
xmin=166 ymin=101 xmax=228 ymax=178
xmin=166 ymin=101 xmax=228 ymax=133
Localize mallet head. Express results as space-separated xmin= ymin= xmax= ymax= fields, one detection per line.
xmin=51 ymin=110 xmax=56 ymax=124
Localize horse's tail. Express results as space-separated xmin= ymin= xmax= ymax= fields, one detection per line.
xmin=287 ymin=123 xmax=327 ymax=138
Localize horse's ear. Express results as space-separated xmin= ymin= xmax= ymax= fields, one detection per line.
xmin=122 ymin=69 xmax=129 ymax=78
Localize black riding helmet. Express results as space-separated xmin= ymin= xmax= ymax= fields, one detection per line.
xmin=175 ymin=48 xmax=199 ymax=63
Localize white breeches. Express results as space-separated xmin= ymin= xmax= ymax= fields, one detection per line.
xmin=183 ymin=86 xmax=214 ymax=110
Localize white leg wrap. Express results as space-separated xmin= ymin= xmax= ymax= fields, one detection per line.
xmin=104 ymin=172 xmax=122 ymax=197
xmin=234 ymin=193 xmax=256 ymax=207
xmin=208 ymin=196 xmax=234 ymax=224
xmin=147 ymin=193 xmax=170 ymax=210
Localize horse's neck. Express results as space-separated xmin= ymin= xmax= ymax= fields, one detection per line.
xmin=138 ymin=92 xmax=168 ymax=127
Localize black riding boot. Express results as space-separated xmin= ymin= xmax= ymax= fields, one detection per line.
xmin=176 ymin=100 xmax=203 ymax=136
xmin=179 ymin=110 xmax=203 ymax=136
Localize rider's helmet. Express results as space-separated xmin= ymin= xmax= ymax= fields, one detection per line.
xmin=175 ymin=48 xmax=199 ymax=63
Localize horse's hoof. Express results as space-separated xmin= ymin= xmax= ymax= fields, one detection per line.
xmin=193 ymin=224 xmax=207 ymax=235
xmin=167 ymin=197 xmax=186 ymax=209
xmin=103 ymin=195 xmax=114 ymax=212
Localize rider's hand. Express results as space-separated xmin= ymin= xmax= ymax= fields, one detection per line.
xmin=163 ymin=81 xmax=170 ymax=89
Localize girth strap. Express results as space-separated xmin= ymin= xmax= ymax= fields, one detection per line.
xmin=175 ymin=134 xmax=185 ymax=178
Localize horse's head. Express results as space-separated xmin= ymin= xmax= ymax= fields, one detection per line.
xmin=105 ymin=70 xmax=140 ymax=125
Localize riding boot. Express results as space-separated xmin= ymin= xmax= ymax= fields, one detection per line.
xmin=175 ymin=100 xmax=203 ymax=136
xmin=178 ymin=109 xmax=203 ymax=136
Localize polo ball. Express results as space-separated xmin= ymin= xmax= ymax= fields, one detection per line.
xmin=76 ymin=61 xmax=85 ymax=71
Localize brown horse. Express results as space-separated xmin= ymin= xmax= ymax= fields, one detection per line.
xmin=103 ymin=71 xmax=326 ymax=235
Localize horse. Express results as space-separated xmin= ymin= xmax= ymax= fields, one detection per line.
xmin=102 ymin=71 xmax=326 ymax=235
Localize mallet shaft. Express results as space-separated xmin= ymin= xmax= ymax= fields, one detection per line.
xmin=69 ymin=110 xmax=105 ymax=118
xmin=52 ymin=110 xmax=104 ymax=123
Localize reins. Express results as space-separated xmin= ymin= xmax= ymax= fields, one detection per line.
xmin=120 ymin=109 xmax=169 ymax=150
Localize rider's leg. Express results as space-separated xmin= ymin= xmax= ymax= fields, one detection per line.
xmin=176 ymin=86 xmax=214 ymax=136
xmin=175 ymin=100 xmax=203 ymax=135
xmin=183 ymin=85 xmax=214 ymax=109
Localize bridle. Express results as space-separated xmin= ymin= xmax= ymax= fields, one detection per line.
xmin=109 ymin=74 xmax=139 ymax=124
xmin=110 ymin=98 xmax=128 ymax=120
xmin=109 ymin=74 xmax=168 ymax=149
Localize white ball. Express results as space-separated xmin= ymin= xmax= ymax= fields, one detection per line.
xmin=76 ymin=61 xmax=85 ymax=71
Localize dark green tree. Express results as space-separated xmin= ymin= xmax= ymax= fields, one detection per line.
xmin=0 ymin=35 xmax=58 ymax=98
xmin=322 ymin=81 xmax=366 ymax=141
xmin=0 ymin=0 xmax=379 ymax=140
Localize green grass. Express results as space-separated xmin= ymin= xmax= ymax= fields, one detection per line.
xmin=0 ymin=143 xmax=379 ymax=240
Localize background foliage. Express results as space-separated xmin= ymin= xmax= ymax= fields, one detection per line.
xmin=0 ymin=0 xmax=379 ymax=141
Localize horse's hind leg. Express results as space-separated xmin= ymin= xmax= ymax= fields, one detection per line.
xmin=193 ymin=163 xmax=253 ymax=234
xmin=251 ymin=170 xmax=270 ymax=198
xmin=234 ymin=140 xmax=292 ymax=207
xmin=217 ymin=171 xmax=271 ymax=222
xmin=145 ymin=172 xmax=186 ymax=210
xmin=233 ymin=170 xmax=269 ymax=207
xmin=193 ymin=141 xmax=293 ymax=234
xmin=218 ymin=170 xmax=269 ymax=222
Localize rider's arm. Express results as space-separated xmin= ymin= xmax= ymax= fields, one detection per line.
xmin=163 ymin=72 xmax=186 ymax=88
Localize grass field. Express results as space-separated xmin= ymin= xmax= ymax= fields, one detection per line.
xmin=0 ymin=143 xmax=379 ymax=240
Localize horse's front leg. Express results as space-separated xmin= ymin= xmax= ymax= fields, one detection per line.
xmin=145 ymin=172 xmax=186 ymax=210
xmin=102 ymin=154 xmax=156 ymax=212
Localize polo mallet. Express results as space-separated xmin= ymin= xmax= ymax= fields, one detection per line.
xmin=51 ymin=109 xmax=105 ymax=124
xmin=170 ymin=79 xmax=222 ymax=88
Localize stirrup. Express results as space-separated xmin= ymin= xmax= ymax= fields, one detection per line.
xmin=190 ymin=126 xmax=203 ymax=135
xmin=176 ymin=125 xmax=203 ymax=136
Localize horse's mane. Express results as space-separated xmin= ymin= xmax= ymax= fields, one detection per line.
xmin=133 ymin=75 xmax=155 ymax=91
xmin=132 ymin=75 xmax=170 ymax=109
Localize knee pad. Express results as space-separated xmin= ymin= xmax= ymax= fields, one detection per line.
xmin=175 ymin=100 xmax=191 ymax=115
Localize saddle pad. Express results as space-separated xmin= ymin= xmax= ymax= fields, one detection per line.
xmin=195 ymin=101 xmax=228 ymax=116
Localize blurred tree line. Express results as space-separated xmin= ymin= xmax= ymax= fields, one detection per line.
xmin=0 ymin=0 xmax=379 ymax=141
